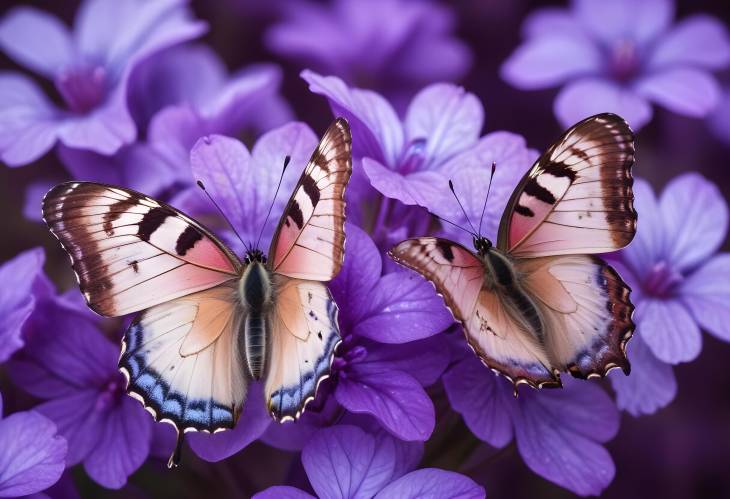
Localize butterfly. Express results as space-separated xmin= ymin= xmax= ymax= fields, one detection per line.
xmin=42 ymin=118 xmax=352 ymax=466
xmin=389 ymin=113 xmax=636 ymax=390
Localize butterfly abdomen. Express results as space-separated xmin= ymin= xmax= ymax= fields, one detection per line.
xmin=239 ymin=262 xmax=273 ymax=380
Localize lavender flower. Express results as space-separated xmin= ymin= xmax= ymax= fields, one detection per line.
xmin=0 ymin=391 xmax=67 ymax=497
xmin=254 ymin=425 xmax=485 ymax=499
xmin=443 ymin=345 xmax=619 ymax=496
xmin=501 ymin=0 xmax=730 ymax=129
xmin=608 ymin=173 xmax=730 ymax=415
xmin=0 ymin=247 xmax=45 ymax=363
xmin=268 ymin=0 xmax=471 ymax=108
xmin=0 ymin=0 xmax=206 ymax=166
xmin=303 ymin=71 xmax=490 ymax=248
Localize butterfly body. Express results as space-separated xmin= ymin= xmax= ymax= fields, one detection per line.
xmin=391 ymin=113 xmax=636 ymax=389
xmin=42 ymin=119 xmax=353 ymax=465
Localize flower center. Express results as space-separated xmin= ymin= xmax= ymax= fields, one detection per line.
xmin=609 ymin=39 xmax=640 ymax=82
xmin=331 ymin=335 xmax=368 ymax=378
xmin=399 ymin=138 xmax=427 ymax=174
xmin=643 ymin=260 xmax=683 ymax=297
xmin=55 ymin=65 xmax=107 ymax=114
xmin=95 ymin=376 xmax=123 ymax=412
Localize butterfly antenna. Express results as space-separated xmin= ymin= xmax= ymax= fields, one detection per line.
xmin=448 ymin=180 xmax=478 ymax=235
xmin=477 ymin=162 xmax=497 ymax=236
xmin=256 ymin=155 xmax=290 ymax=250
xmin=431 ymin=212 xmax=476 ymax=237
xmin=196 ymin=180 xmax=250 ymax=252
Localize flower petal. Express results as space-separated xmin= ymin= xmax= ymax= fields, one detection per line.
xmin=354 ymin=270 xmax=452 ymax=344
xmin=635 ymin=68 xmax=721 ymax=117
xmin=363 ymin=335 xmax=450 ymax=387
xmin=0 ymin=73 xmax=59 ymax=167
xmin=681 ymin=254 xmax=730 ymax=342
xmin=514 ymin=382 xmax=619 ymax=496
xmin=330 ymin=223 xmax=382 ymax=328
xmin=336 ymin=368 xmax=434 ymax=441
xmin=302 ymin=70 xmax=404 ymax=165
xmin=501 ymin=35 xmax=601 ymax=90
xmin=574 ymin=0 xmax=674 ymax=46
xmin=253 ymin=486 xmax=316 ymax=499
xmin=302 ymin=425 xmax=412 ymax=499
xmin=659 ymin=173 xmax=728 ymax=272
xmin=442 ymin=354 xmax=514 ymax=448
xmin=404 ymin=84 xmax=483 ymax=168
xmin=83 ymin=397 xmax=152 ymax=489
xmin=555 ymin=78 xmax=653 ymax=130
xmin=648 ymin=15 xmax=730 ymax=70
xmin=638 ymin=298 xmax=701 ymax=364
xmin=0 ymin=410 xmax=67 ymax=497
xmin=0 ymin=7 xmax=73 ymax=78
xmin=0 ymin=248 xmax=44 ymax=362
xmin=610 ymin=336 xmax=677 ymax=416
xmin=362 ymin=158 xmax=448 ymax=208
xmin=188 ymin=384 xmax=271 ymax=462
xmin=522 ymin=8 xmax=584 ymax=38
xmin=374 ymin=468 xmax=485 ymax=499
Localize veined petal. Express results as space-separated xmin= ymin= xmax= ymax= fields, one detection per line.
xmin=638 ymin=298 xmax=701 ymax=364
xmin=362 ymin=158 xmax=448 ymax=210
xmin=374 ymin=468 xmax=485 ymax=499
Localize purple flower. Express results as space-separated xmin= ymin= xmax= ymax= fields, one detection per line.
xmin=268 ymin=0 xmax=471 ymax=108
xmin=0 ymin=0 xmax=206 ymax=166
xmin=608 ymin=173 xmax=730 ymax=415
xmin=327 ymin=224 xmax=453 ymax=441
xmin=303 ymin=71 xmax=494 ymax=249
xmin=708 ymin=86 xmax=730 ymax=146
xmin=0 ymin=391 xmax=67 ymax=497
xmin=443 ymin=346 xmax=619 ymax=496
xmin=501 ymin=0 xmax=730 ymax=129
xmin=254 ymin=425 xmax=485 ymax=499
xmin=9 ymin=297 xmax=153 ymax=489
xmin=0 ymin=247 xmax=45 ymax=363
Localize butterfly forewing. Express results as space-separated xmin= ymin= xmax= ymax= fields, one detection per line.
xmin=497 ymin=113 xmax=636 ymax=257
xmin=269 ymin=118 xmax=352 ymax=281
xmin=42 ymin=182 xmax=241 ymax=316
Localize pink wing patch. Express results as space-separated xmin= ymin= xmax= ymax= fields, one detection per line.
xmin=389 ymin=238 xmax=483 ymax=323
xmin=498 ymin=113 xmax=637 ymax=258
xmin=269 ymin=118 xmax=352 ymax=281
xmin=43 ymin=182 xmax=241 ymax=316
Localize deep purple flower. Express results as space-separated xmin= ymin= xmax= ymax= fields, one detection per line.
xmin=327 ymin=224 xmax=453 ymax=441
xmin=0 ymin=0 xmax=206 ymax=166
xmin=254 ymin=425 xmax=485 ymax=499
xmin=0 ymin=247 xmax=45 ymax=363
xmin=0 ymin=391 xmax=67 ymax=497
xmin=10 ymin=295 xmax=153 ymax=489
xmin=501 ymin=0 xmax=730 ymax=129
xmin=608 ymin=173 xmax=729 ymax=415
xmin=268 ymin=0 xmax=471 ymax=108
xmin=443 ymin=345 xmax=619 ymax=497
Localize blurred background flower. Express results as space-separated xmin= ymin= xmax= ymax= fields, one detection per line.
xmin=1 ymin=0 xmax=729 ymax=498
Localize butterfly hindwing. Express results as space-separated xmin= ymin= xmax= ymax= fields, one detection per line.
xmin=43 ymin=182 xmax=241 ymax=316
xmin=265 ymin=276 xmax=341 ymax=421
xmin=269 ymin=118 xmax=352 ymax=281
xmin=497 ymin=113 xmax=637 ymax=257
xmin=119 ymin=284 xmax=247 ymax=433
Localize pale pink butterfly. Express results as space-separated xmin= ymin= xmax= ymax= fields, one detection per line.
xmin=389 ymin=113 xmax=636 ymax=389
xmin=42 ymin=119 xmax=352 ymax=466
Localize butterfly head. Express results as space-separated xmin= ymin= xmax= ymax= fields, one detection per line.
xmin=244 ymin=249 xmax=267 ymax=265
xmin=473 ymin=236 xmax=492 ymax=256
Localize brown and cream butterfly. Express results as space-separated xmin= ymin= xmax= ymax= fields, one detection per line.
xmin=42 ymin=118 xmax=352 ymax=465
xmin=389 ymin=113 xmax=637 ymax=389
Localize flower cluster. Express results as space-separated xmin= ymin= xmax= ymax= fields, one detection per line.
xmin=1 ymin=0 xmax=730 ymax=498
